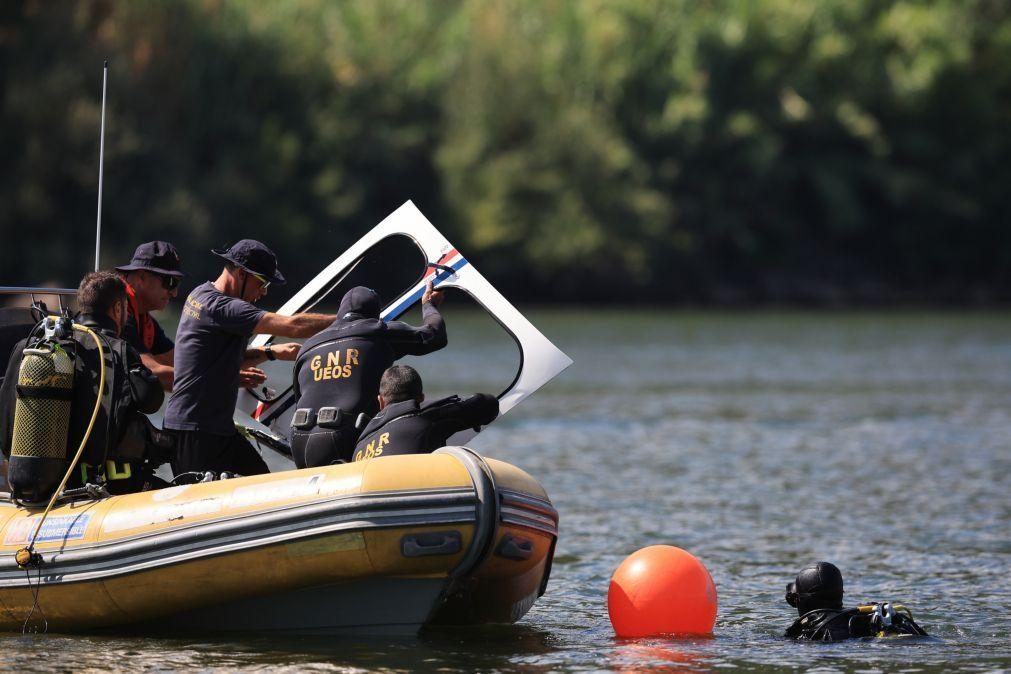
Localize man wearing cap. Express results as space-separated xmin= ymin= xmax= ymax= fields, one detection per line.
xmin=163 ymin=239 xmax=336 ymax=477
xmin=116 ymin=241 xmax=184 ymax=391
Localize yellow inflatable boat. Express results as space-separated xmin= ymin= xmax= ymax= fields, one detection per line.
xmin=0 ymin=448 xmax=558 ymax=635
xmin=0 ymin=204 xmax=571 ymax=635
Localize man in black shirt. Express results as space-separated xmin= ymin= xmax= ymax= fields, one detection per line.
xmin=0 ymin=272 xmax=163 ymax=499
xmin=163 ymin=240 xmax=336 ymax=477
xmin=291 ymin=283 xmax=447 ymax=468
xmin=116 ymin=241 xmax=184 ymax=390
xmin=352 ymin=365 xmax=498 ymax=462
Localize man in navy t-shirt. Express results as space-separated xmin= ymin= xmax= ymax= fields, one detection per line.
xmin=163 ymin=240 xmax=336 ymax=477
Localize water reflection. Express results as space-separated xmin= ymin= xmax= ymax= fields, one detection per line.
xmin=611 ymin=638 xmax=714 ymax=672
xmin=4 ymin=626 xmax=561 ymax=673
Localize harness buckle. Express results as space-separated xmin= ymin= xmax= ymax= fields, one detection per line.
xmin=292 ymin=408 xmax=315 ymax=430
xmin=317 ymin=407 xmax=343 ymax=429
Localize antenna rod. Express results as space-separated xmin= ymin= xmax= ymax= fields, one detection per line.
xmin=94 ymin=60 xmax=108 ymax=272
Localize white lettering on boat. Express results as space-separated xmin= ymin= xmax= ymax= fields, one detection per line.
xmin=4 ymin=513 xmax=92 ymax=545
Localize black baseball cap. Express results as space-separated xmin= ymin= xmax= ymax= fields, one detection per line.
xmin=116 ymin=241 xmax=184 ymax=277
xmin=212 ymin=239 xmax=286 ymax=284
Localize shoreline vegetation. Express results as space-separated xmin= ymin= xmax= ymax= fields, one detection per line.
xmin=2 ymin=1 xmax=1009 ymax=306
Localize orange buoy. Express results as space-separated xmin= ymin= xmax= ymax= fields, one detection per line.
xmin=607 ymin=545 xmax=718 ymax=637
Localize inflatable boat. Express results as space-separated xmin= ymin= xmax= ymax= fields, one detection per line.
xmin=0 ymin=448 xmax=557 ymax=634
xmin=0 ymin=202 xmax=571 ymax=634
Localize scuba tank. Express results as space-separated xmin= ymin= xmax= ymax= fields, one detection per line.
xmin=8 ymin=334 xmax=75 ymax=503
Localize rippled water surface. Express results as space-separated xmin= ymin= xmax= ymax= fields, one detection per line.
xmin=4 ymin=311 xmax=1010 ymax=672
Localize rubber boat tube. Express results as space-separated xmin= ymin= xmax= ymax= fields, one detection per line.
xmin=0 ymin=450 xmax=558 ymax=635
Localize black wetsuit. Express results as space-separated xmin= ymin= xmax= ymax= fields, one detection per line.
xmin=785 ymin=605 xmax=928 ymax=641
xmin=0 ymin=314 xmax=163 ymax=498
xmin=351 ymin=394 xmax=499 ymax=462
xmin=291 ymin=288 xmax=447 ymax=468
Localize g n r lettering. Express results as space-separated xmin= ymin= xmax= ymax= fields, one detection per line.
xmin=353 ymin=432 xmax=389 ymax=462
xmin=310 ymin=348 xmax=360 ymax=381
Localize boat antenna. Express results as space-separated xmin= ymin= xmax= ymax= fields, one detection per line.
xmin=94 ymin=59 xmax=108 ymax=272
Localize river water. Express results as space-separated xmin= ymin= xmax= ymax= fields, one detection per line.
xmin=3 ymin=310 xmax=1010 ymax=672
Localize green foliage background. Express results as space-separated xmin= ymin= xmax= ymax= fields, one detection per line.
xmin=2 ymin=0 xmax=1009 ymax=304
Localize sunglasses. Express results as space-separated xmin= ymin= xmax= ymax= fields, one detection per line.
xmin=155 ymin=273 xmax=180 ymax=290
xmin=249 ymin=270 xmax=271 ymax=291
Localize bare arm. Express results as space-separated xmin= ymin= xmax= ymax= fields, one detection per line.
xmin=254 ymin=312 xmax=334 ymax=338
xmin=140 ymin=351 xmax=174 ymax=392
xmin=241 ymin=342 xmax=301 ymax=367
xmin=151 ymin=349 xmax=174 ymax=366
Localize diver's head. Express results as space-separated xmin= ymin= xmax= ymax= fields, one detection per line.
xmin=378 ymin=364 xmax=424 ymax=410
xmin=785 ymin=561 xmax=844 ymax=615
xmin=338 ymin=286 xmax=382 ymax=320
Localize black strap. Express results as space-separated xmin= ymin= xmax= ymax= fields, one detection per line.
xmin=15 ymin=385 xmax=73 ymax=401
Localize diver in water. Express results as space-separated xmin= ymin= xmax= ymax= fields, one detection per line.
xmin=784 ymin=562 xmax=928 ymax=641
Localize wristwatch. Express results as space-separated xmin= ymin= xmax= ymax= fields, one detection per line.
xmin=264 ymin=344 xmax=276 ymax=361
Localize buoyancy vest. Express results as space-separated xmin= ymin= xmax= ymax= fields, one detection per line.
xmin=785 ymin=603 xmax=928 ymax=641
xmin=62 ymin=316 xmax=163 ymax=493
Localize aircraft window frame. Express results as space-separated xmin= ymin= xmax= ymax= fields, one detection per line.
xmin=415 ymin=285 xmax=525 ymax=401
xmin=246 ymin=232 xmax=528 ymax=434
xmin=297 ymin=234 xmax=431 ymax=317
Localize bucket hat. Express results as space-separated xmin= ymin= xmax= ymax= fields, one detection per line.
xmin=115 ymin=241 xmax=184 ymax=277
xmin=212 ymin=239 xmax=286 ymax=284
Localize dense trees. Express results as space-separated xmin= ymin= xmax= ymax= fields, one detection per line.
xmin=1 ymin=0 xmax=1008 ymax=304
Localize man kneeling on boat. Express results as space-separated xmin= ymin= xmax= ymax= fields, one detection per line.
xmin=351 ymin=365 xmax=498 ymax=462
xmin=291 ymin=283 xmax=448 ymax=468
xmin=0 ymin=271 xmax=164 ymax=500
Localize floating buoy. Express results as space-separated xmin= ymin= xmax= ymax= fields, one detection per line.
xmin=607 ymin=545 xmax=718 ymax=637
